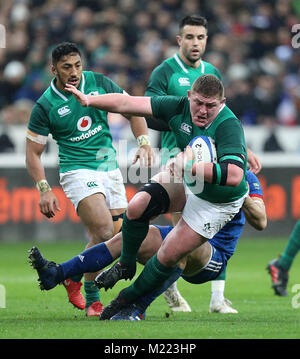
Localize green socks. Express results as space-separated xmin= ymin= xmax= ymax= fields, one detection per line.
xmin=214 ymin=268 xmax=226 ymax=281
xmin=278 ymin=221 xmax=300 ymax=271
xmin=84 ymin=281 xmax=100 ymax=308
xmin=120 ymin=212 xmax=150 ymax=266
xmin=122 ymin=254 xmax=177 ymax=303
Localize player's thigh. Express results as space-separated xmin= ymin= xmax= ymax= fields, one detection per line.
xmin=171 ymin=212 xmax=182 ymax=226
xmin=157 ymin=218 xmax=206 ymax=267
xmin=78 ymin=193 xmax=113 ymax=235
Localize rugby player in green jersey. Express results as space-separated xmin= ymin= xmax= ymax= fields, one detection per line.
xmin=144 ymin=15 xmax=261 ymax=313
xmin=65 ymin=74 xmax=250 ymax=320
xmin=26 ymin=42 xmax=154 ymax=316
xmin=146 ymin=15 xmax=222 ymax=167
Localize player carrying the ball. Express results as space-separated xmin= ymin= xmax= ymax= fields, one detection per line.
xmin=64 ymin=74 xmax=249 ymax=320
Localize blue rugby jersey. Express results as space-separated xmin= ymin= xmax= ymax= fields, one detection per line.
xmin=204 ymin=170 xmax=262 ymax=256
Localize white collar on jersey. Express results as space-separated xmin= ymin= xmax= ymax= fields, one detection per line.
xmin=173 ymin=53 xmax=204 ymax=74
xmin=218 ymin=103 xmax=225 ymax=114
xmin=51 ymin=73 xmax=86 ymax=101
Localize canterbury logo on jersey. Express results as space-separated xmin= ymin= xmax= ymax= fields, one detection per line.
xmin=58 ymin=105 xmax=71 ymax=117
xmin=178 ymin=77 xmax=191 ymax=86
xmin=87 ymin=181 xmax=98 ymax=188
xmin=180 ymin=123 xmax=192 ymax=134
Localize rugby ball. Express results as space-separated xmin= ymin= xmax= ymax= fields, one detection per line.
xmin=189 ymin=136 xmax=217 ymax=163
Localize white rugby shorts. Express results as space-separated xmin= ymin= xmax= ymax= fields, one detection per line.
xmin=60 ymin=168 xmax=128 ymax=211
xmin=182 ymin=191 xmax=247 ymax=239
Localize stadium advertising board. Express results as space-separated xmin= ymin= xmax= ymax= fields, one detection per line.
xmin=0 ymin=167 xmax=299 ymax=241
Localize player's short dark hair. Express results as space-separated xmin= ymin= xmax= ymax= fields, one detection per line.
xmin=52 ymin=42 xmax=81 ymax=64
xmin=179 ymin=15 xmax=208 ymax=33
xmin=191 ymin=75 xmax=224 ymax=99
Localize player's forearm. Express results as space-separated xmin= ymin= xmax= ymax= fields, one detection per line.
xmin=129 ymin=116 xmax=148 ymax=138
xmin=26 ymin=142 xmax=47 ymax=184
xmin=65 ymin=84 xmax=153 ymax=116
xmin=87 ymin=93 xmax=125 ymax=112
xmin=87 ymin=93 xmax=152 ymax=117
xmin=26 ymin=152 xmax=47 ymax=184
xmin=26 ymin=152 xmax=54 ymax=194
xmin=242 ymin=197 xmax=267 ymax=230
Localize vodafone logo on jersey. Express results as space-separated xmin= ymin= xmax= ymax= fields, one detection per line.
xmin=77 ymin=116 xmax=92 ymax=131
xmin=70 ymin=116 xmax=102 ymax=142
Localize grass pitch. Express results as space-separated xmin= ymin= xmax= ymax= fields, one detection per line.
xmin=0 ymin=237 xmax=299 ymax=340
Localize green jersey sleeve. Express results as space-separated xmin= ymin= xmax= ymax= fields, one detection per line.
xmin=27 ymin=103 xmax=50 ymax=136
xmin=145 ymin=63 xmax=172 ymax=96
xmin=150 ymin=96 xmax=186 ymax=124
xmin=215 ymin=118 xmax=247 ymax=161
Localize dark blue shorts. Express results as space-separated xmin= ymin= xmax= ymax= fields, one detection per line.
xmin=181 ymin=245 xmax=228 ymax=284
xmin=154 ymin=224 xmax=229 ymax=285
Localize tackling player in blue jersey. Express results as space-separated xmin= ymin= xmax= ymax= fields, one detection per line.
xmin=28 ymin=170 xmax=266 ymax=319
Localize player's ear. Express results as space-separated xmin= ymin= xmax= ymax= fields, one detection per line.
xmin=176 ymin=35 xmax=181 ymax=46
xmin=51 ymin=65 xmax=57 ymax=76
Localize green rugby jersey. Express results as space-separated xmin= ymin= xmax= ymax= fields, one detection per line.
xmin=145 ymin=53 xmax=221 ymax=164
xmin=151 ymin=96 xmax=248 ymax=203
xmin=28 ymin=71 xmax=123 ymax=172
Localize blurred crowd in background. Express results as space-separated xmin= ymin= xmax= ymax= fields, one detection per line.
xmin=0 ymin=0 xmax=299 ymax=153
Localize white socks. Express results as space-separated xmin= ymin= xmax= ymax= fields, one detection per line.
xmin=211 ymin=280 xmax=225 ymax=303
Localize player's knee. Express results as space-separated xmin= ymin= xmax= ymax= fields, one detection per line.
xmin=127 ymin=181 xmax=170 ymax=222
xmin=101 ymin=227 xmax=114 ymax=242
xmin=126 ymin=192 xmax=150 ymax=220
xmin=158 ymin=255 xmax=178 ymax=268
xmin=89 ymin=224 xmax=114 ymax=245
xmin=158 ymin=237 xmax=185 ymax=267
xmin=157 ymin=247 xmax=178 ymax=267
